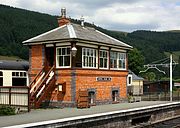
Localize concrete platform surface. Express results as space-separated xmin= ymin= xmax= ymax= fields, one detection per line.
xmin=0 ymin=101 xmax=174 ymax=127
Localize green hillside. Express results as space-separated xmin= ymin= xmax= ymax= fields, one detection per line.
xmin=0 ymin=4 xmax=57 ymax=59
xmin=164 ymin=51 xmax=180 ymax=62
xmin=0 ymin=4 xmax=180 ymax=78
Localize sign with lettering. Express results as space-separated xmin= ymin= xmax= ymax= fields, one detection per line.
xmin=96 ymin=77 xmax=112 ymax=81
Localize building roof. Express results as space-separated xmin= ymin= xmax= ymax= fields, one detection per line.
xmin=23 ymin=23 xmax=132 ymax=49
xmin=129 ymin=70 xmax=144 ymax=80
xmin=0 ymin=60 xmax=29 ymax=71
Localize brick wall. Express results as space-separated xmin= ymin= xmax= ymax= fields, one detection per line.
xmin=50 ymin=69 xmax=128 ymax=106
xmin=29 ymin=45 xmax=44 ymax=81
xmin=28 ymin=45 xmax=128 ymax=107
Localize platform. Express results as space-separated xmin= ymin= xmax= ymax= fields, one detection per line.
xmin=0 ymin=101 xmax=179 ymax=128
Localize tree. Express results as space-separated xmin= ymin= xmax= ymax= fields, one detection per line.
xmin=128 ymin=48 xmax=144 ymax=75
xmin=144 ymin=72 xmax=156 ymax=81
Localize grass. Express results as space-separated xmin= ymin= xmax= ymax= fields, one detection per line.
xmin=0 ymin=105 xmax=16 ymax=116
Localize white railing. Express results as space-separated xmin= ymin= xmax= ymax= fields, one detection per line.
xmin=36 ymin=71 xmax=54 ymax=98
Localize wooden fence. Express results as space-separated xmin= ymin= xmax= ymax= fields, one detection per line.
xmin=141 ymin=91 xmax=180 ymax=101
xmin=0 ymin=86 xmax=30 ymax=112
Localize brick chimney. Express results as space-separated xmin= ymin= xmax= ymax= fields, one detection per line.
xmin=57 ymin=8 xmax=70 ymax=26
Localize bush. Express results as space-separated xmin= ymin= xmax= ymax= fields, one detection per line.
xmin=0 ymin=105 xmax=16 ymax=116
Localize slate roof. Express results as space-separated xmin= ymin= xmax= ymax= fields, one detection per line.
xmin=0 ymin=60 xmax=29 ymax=70
xmin=129 ymin=70 xmax=144 ymax=80
xmin=23 ymin=23 xmax=132 ymax=49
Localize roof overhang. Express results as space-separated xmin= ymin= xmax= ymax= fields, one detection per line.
xmin=23 ymin=38 xmax=133 ymax=50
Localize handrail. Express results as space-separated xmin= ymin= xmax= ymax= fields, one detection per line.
xmin=31 ymin=66 xmax=55 ymax=98
xmin=30 ymin=72 xmax=45 ymax=93
xmin=29 ymin=67 xmax=44 ymax=89
xmin=36 ymin=71 xmax=55 ymax=98
xmin=35 ymin=77 xmax=56 ymax=108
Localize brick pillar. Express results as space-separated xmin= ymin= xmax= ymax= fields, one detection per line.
xmin=29 ymin=44 xmax=44 ymax=83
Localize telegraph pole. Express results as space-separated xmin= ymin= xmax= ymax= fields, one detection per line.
xmin=170 ymin=54 xmax=173 ymax=101
xmin=140 ymin=54 xmax=178 ymax=101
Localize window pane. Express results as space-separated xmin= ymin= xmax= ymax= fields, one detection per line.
xmin=119 ymin=53 xmax=121 ymax=59
xmin=94 ymin=58 xmax=96 ymax=67
xmin=67 ymin=48 xmax=70 ymax=54
xmin=91 ymin=49 xmax=94 ymax=56
xmin=100 ymin=58 xmax=103 ymax=67
xmin=105 ymin=51 xmax=107 ymax=57
xmin=12 ymin=78 xmax=26 ymax=86
xmin=110 ymin=59 xmax=113 ymax=68
xmin=100 ymin=51 xmax=102 ymax=57
xmin=83 ymin=56 xmax=85 ymax=66
xmin=87 ymin=49 xmax=89 ymax=56
xmin=20 ymin=72 xmax=23 ymax=77
xmin=83 ymin=48 xmax=86 ymax=55
xmin=62 ymin=48 xmax=65 ymax=55
xmin=64 ymin=56 xmax=70 ymax=66
xmin=57 ymin=48 xmax=61 ymax=55
xmin=89 ymin=57 xmax=92 ymax=67
xmin=114 ymin=60 xmax=117 ymax=68
xmin=12 ymin=72 xmax=15 ymax=76
xmin=0 ymin=71 xmax=3 ymax=76
xmin=104 ymin=59 xmax=107 ymax=68
xmin=84 ymin=56 xmax=87 ymax=67
xmin=103 ymin=51 xmax=105 ymax=57
xmin=119 ymin=60 xmax=122 ymax=68
xmin=0 ymin=78 xmax=2 ymax=86
xmin=59 ymin=56 xmax=63 ymax=66
xmin=123 ymin=61 xmax=125 ymax=68
xmin=128 ymin=77 xmax=131 ymax=84
xmin=16 ymin=72 xmax=19 ymax=76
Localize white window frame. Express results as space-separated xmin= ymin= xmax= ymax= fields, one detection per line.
xmin=12 ymin=71 xmax=27 ymax=78
xmin=127 ymin=74 xmax=132 ymax=86
xmin=110 ymin=51 xmax=118 ymax=69
xmin=12 ymin=71 xmax=27 ymax=86
xmin=118 ymin=53 xmax=126 ymax=69
xmin=82 ymin=47 xmax=98 ymax=69
xmin=110 ymin=51 xmax=126 ymax=70
xmin=99 ymin=50 xmax=108 ymax=69
xmin=56 ymin=47 xmax=71 ymax=68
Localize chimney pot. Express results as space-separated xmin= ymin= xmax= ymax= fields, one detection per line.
xmin=57 ymin=8 xmax=70 ymax=27
xmin=80 ymin=16 xmax=84 ymax=27
xmin=61 ymin=7 xmax=66 ymax=18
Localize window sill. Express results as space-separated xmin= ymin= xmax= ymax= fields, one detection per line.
xmin=56 ymin=66 xmax=71 ymax=69
xmin=89 ymin=103 xmax=96 ymax=106
xmin=112 ymin=101 xmax=119 ymax=104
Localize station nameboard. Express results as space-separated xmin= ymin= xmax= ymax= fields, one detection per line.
xmin=96 ymin=77 xmax=112 ymax=81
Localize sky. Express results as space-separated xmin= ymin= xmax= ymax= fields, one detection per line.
xmin=1 ymin=0 xmax=180 ymax=32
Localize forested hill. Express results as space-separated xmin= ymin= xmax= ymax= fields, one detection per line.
xmin=0 ymin=4 xmax=180 ymax=75
xmin=0 ymin=4 xmax=58 ymax=59
xmin=105 ymin=30 xmax=180 ymax=63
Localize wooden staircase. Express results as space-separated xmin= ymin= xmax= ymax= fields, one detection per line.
xmin=30 ymin=66 xmax=56 ymax=108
